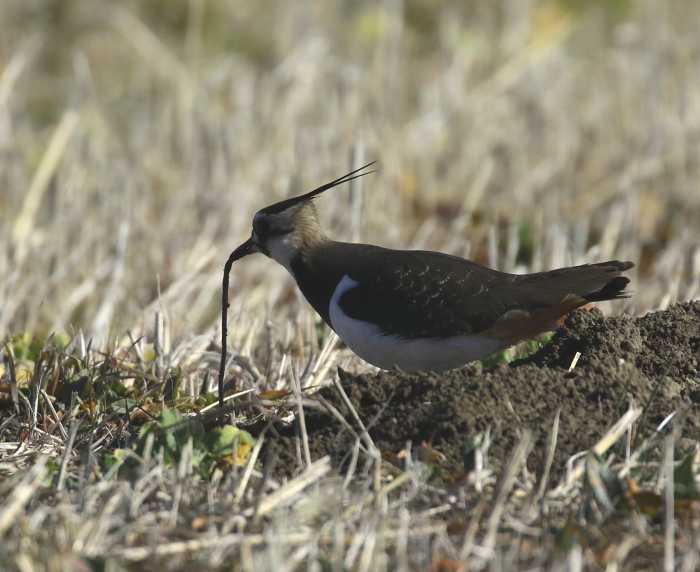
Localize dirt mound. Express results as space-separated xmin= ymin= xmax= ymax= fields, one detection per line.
xmin=268 ymin=302 xmax=700 ymax=479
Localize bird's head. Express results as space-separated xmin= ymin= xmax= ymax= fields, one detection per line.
xmin=228 ymin=162 xmax=376 ymax=271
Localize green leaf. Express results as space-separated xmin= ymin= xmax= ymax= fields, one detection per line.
xmin=204 ymin=426 xmax=256 ymax=465
xmin=103 ymin=449 xmax=127 ymax=473
xmin=337 ymin=367 xmax=353 ymax=383
xmin=111 ymin=398 xmax=139 ymax=413
xmin=674 ymin=453 xmax=700 ymax=500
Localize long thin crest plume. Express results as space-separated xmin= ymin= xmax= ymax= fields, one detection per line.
xmin=259 ymin=162 xmax=377 ymax=215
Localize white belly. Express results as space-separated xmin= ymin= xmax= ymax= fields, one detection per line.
xmin=328 ymin=276 xmax=504 ymax=373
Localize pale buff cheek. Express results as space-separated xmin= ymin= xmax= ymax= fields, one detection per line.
xmin=267 ymin=235 xmax=300 ymax=273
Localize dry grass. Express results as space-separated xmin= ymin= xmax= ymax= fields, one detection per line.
xmin=1 ymin=348 xmax=698 ymax=571
xmin=1 ymin=0 xmax=700 ymax=569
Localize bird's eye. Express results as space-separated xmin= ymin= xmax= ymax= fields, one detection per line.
xmin=256 ymin=220 xmax=271 ymax=234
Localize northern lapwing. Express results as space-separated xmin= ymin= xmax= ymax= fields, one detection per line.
xmin=224 ymin=163 xmax=634 ymax=373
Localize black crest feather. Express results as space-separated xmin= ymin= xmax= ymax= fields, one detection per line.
xmin=259 ymin=162 xmax=377 ymax=216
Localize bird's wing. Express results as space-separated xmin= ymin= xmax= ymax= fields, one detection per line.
xmin=340 ymin=249 xmax=512 ymax=338
xmin=340 ymin=248 xmax=632 ymax=339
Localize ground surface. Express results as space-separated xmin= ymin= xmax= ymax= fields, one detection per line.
xmin=272 ymin=302 xmax=700 ymax=478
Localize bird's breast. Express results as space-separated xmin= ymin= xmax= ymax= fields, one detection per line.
xmin=328 ymin=275 xmax=504 ymax=372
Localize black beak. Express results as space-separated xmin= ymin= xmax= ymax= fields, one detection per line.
xmin=227 ymin=236 xmax=258 ymax=264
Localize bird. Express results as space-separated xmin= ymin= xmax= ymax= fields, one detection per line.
xmin=226 ymin=163 xmax=635 ymax=373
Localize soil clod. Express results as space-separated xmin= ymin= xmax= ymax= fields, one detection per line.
xmin=269 ymin=302 xmax=700 ymax=479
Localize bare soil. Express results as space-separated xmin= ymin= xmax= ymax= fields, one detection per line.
xmin=268 ymin=302 xmax=700 ymax=478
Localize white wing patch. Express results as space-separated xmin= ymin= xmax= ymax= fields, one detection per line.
xmin=329 ymin=276 xmax=504 ymax=373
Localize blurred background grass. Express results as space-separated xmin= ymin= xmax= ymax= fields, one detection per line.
xmin=0 ymin=0 xmax=699 ymax=370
